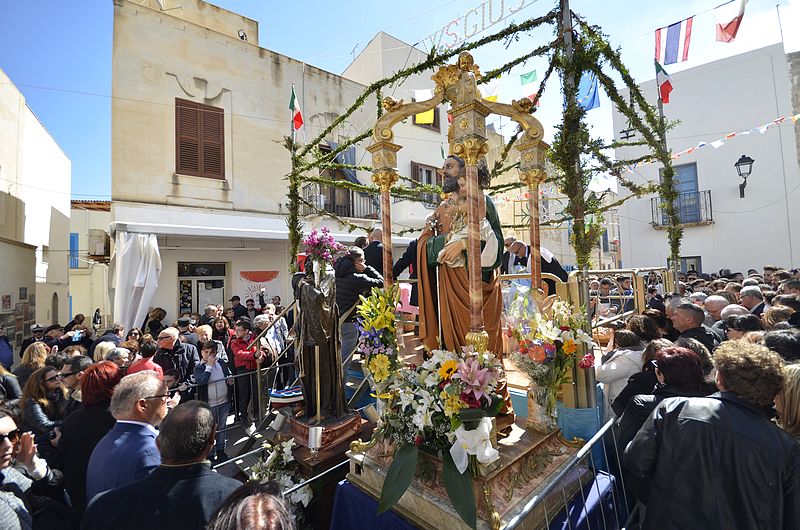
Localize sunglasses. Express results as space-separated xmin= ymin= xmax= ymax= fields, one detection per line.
xmin=129 ymin=332 xmax=141 ymax=336
xmin=44 ymin=374 xmax=63 ymax=383
xmin=0 ymin=429 xmax=21 ymax=444
xmin=61 ymin=371 xmax=77 ymax=379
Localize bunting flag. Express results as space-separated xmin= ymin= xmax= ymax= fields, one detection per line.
xmin=715 ymin=0 xmax=748 ymax=43
xmin=578 ymin=72 xmax=600 ymax=111
xmin=621 ymin=112 xmax=800 ymax=173
xmin=519 ymin=70 xmax=537 ymax=85
xmin=481 ymin=78 xmax=501 ymax=102
xmin=655 ymin=16 xmax=694 ymax=65
xmin=414 ymin=89 xmax=435 ymax=124
xmin=655 ymin=61 xmax=673 ymax=104
xmin=289 ymin=85 xmax=303 ymax=131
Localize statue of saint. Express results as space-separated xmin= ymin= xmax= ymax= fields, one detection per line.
xmin=292 ymin=263 xmax=349 ymax=423
xmin=417 ymin=155 xmax=512 ymax=413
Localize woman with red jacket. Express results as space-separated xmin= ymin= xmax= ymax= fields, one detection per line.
xmin=228 ymin=320 xmax=260 ymax=433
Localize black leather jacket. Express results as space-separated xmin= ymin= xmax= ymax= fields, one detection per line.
xmin=334 ymin=256 xmax=383 ymax=321
xmin=624 ymin=392 xmax=800 ymax=529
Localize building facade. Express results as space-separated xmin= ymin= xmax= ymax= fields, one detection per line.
xmin=0 ymin=67 xmax=70 ymax=355
xmin=111 ymin=0 xmax=429 ymax=327
xmin=612 ymin=44 xmax=800 ymax=273
xmin=69 ymin=201 xmax=112 ymax=328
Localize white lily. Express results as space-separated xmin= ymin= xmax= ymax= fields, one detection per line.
xmin=449 ymin=417 xmax=500 ymax=474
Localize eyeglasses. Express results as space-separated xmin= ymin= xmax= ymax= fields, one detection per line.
xmin=129 ymin=332 xmax=140 ymax=336
xmin=0 ymin=429 xmax=20 ymax=444
xmin=61 ymin=371 xmax=77 ymax=379
xmin=44 ymin=374 xmax=63 ymax=383
xmin=142 ymin=394 xmax=171 ymax=402
xmin=157 ymin=335 xmax=172 ymax=340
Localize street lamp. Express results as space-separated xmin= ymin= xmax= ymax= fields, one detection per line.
xmin=734 ymin=154 xmax=754 ymax=199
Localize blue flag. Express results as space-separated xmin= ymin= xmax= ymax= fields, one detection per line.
xmin=578 ymin=72 xmax=600 ymax=111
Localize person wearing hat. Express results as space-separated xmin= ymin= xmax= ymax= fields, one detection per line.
xmin=18 ymin=324 xmax=46 ymax=357
xmin=228 ymin=296 xmax=247 ymax=320
xmin=176 ymin=317 xmax=199 ymax=348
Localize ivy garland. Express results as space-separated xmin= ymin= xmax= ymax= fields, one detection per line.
xmin=283 ymin=6 xmax=685 ymax=273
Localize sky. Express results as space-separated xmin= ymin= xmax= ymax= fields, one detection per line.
xmin=0 ymin=0 xmax=797 ymax=200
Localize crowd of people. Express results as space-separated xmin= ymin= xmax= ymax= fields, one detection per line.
xmin=590 ymin=265 xmax=800 ymax=528
xmin=0 ymin=296 xmax=297 ymax=529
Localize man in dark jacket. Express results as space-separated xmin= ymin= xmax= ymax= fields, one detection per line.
xmin=176 ymin=317 xmax=198 ymax=348
xmin=153 ymin=327 xmax=199 ymax=388
xmin=392 ymin=239 xmax=419 ymax=307
xmin=82 ymin=401 xmax=241 ymax=530
xmin=18 ymin=323 xmax=46 ymax=357
xmin=363 ymin=227 xmax=384 ymax=277
xmin=624 ymin=341 xmax=800 ymax=530
xmin=670 ymin=302 xmax=719 ymax=352
xmin=335 ymin=247 xmax=383 ymax=361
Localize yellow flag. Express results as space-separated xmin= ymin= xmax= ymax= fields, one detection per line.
xmin=481 ymin=78 xmax=501 ymax=102
xmin=415 ymin=109 xmax=435 ymax=124
xmin=414 ymin=89 xmax=435 ymax=124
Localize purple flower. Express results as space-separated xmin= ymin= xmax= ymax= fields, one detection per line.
xmin=453 ymin=357 xmax=490 ymax=401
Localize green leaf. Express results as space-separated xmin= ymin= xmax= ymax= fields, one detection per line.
xmin=442 ymin=450 xmax=477 ymax=529
xmin=378 ymin=444 xmax=418 ymax=514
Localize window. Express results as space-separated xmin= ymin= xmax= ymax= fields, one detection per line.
xmin=69 ymin=233 xmax=79 ymax=269
xmin=658 ymin=163 xmax=701 ymax=224
xmin=175 ymin=98 xmax=224 ymax=179
xmin=411 ymin=106 xmax=440 ymax=132
xmin=410 ymin=161 xmax=441 ymax=207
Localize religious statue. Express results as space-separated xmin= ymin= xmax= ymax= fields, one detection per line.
xmin=417 ymin=154 xmax=513 ymax=414
xmin=292 ymin=262 xmax=349 ymax=423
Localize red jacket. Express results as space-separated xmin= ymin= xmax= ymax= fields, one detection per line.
xmin=230 ymin=332 xmax=258 ymax=371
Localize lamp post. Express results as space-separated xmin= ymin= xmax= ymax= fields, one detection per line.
xmin=734 ymin=154 xmax=754 ymax=199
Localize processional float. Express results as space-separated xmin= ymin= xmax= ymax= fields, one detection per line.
xmin=348 ymin=53 xmax=588 ymax=530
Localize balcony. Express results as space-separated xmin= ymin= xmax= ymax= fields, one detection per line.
xmin=651 ymin=190 xmax=713 ymax=228
xmin=301 ymin=183 xmax=379 ymax=220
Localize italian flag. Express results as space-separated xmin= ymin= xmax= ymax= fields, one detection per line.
xmin=655 ymin=61 xmax=673 ymax=104
xmin=289 ymin=85 xmax=303 ymax=131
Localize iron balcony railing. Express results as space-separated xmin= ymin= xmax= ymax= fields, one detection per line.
xmin=651 ymin=190 xmax=713 ymax=226
xmin=301 ymin=183 xmax=379 ymax=220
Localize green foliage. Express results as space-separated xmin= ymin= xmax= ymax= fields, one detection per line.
xmin=377 ymin=444 xmax=419 ymax=514
xmin=442 ymin=450 xmax=477 ymax=529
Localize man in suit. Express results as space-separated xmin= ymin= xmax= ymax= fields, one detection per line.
xmin=739 ymin=286 xmax=767 ymax=317
xmin=363 ymin=226 xmax=384 ymax=277
xmin=85 ymin=371 xmax=167 ymax=503
xmin=82 ymin=401 xmax=241 ymax=530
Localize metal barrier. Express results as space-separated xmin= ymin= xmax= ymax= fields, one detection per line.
xmin=505 ymin=418 xmax=631 ymax=530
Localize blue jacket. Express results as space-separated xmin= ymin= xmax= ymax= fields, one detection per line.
xmin=85 ymin=422 xmax=160 ymax=504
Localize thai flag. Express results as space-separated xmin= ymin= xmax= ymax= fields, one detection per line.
xmin=655 ymin=16 xmax=694 ymax=65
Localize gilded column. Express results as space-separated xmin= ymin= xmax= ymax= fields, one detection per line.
xmin=520 ymin=168 xmax=545 ymax=294
xmin=367 ymin=142 xmax=401 ymax=288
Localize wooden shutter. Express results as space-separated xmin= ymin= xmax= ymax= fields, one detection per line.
xmin=410 ymin=161 xmax=420 ymax=184
xmin=175 ymin=98 xmax=224 ymax=179
xmin=176 ymin=99 xmax=200 ymax=175
xmin=201 ymin=106 xmax=224 ymax=179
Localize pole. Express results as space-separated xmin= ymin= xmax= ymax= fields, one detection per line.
xmin=528 ymin=188 xmax=543 ymax=294
xmin=314 ymin=344 xmax=321 ymax=425
xmin=654 ymin=64 xmax=680 ymax=286
xmin=380 ymin=190 xmax=394 ymax=287
xmin=465 ymin=163 xmax=484 ymax=335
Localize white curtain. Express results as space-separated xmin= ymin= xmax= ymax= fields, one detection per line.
xmin=109 ymin=232 xmax=162 ymax=332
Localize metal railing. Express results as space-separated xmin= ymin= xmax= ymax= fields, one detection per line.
xmin=505 ymin=418 xmax=631 ymax=530
xmin=301 ymin=182 xmax=379 ymax=220
xmin=651 ymin=190 xmax=713 ymax=227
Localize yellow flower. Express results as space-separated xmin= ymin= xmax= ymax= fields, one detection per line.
xmin=438 ymin=359 xmax=459 ymax=380
xmin=441 ymin=391 xmax=465 ymax=417
xmin=562 ymin=339 xmax=577 ymax=355
xmin=368 ymin=354 xmax=391 ymax=383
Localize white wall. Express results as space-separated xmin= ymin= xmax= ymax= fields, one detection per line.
xmin=613 ymin=44 xmax=800 ymax=273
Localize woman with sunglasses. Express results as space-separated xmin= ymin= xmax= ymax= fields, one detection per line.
xmin=125 ymin=328 xmax=143 ymax=345
xmin=0 ymin=408 xmax=77 ymax=529
xmin=20 ymin=367 xmax=67 ymax=466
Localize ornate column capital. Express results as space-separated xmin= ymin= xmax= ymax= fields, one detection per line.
xmin=452 ymin=137 xmax=490 ymax=167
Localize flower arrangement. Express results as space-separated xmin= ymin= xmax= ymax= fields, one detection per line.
xmin=506 ymin=294 xmax=595 ymax=423
xmin=374 ymin=346 xmax=504 ymax=529
xmin=302 ymin=227 xmax=344 ymax=264
xmin=356 ymin=285 xmax=400 ymax=392
xmin=250 ymin=438 xmax=312 ymax=522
